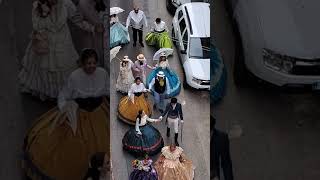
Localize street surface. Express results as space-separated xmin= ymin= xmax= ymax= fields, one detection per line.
xmin=110 ymin=0 xmax=210 ymax=179
xmin=213 ymin=0 xmax=320 ymax=179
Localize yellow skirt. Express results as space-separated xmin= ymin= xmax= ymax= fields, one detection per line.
xmin=118 ymin=95 xmax=152 ymax=125
xmin=23 ymin=103 xmax=110 ymax=180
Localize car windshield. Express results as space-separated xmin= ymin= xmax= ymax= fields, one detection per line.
xmin=189 ymin=37 xmax=210 ymax=59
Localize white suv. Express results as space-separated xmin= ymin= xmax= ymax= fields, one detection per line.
xmin=228 ymin=0 xmax=320 ymax=89
xmin=172 ymin=2 xmax=210 ymax=89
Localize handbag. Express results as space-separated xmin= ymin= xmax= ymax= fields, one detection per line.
xmin=31 ymin=31 xmax=49 ymax=55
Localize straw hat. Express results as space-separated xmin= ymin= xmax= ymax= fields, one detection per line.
xmin=137 ymin=54 xmax=146 ymax=61
xmin=157 ymin=71 xmax=165 ymax=77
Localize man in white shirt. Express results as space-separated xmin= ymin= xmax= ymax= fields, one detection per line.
xmin=126 ymin=6 xmax=148 ymax=47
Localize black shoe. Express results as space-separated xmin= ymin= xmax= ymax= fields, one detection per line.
xmin=167 ymin=128 xmax=170 ymax=137
xmin=175 ymin=133 xmax=179 ymax=146
xmin=159 ymin=109 xmax=164 ymax=114
xmin=140 ymin=42 xmax=144 ymax=47
xmin=133 ymin=43 xmax=136 ymax=47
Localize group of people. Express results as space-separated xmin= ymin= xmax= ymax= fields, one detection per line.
xmin=110 ymin=5 xmax=195 ymax=180
xmin=110 ymin=6 xmax=173 ymax=49
xmin=20 ymin=0 xmax=111 ymax=179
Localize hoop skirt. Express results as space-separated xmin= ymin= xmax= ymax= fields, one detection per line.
xmin=129 ymin=162 xmax=158 ymax=180
xmin=211 ymin=46 xmax=226 ymax=104
xmin=145 ymin=31 xmax=173 ymax=49
xmin=123 ymin=124 xmax=164 ymax=156
xmin=147 ymin=67 xmax=181 ymax=98
xmin=118 ymin=95 xmax=152 ymax=125
xmin=22 ymin=102 xmax=110 ymax=180
xmin=110 ymin=22 xmax=130 ymax=49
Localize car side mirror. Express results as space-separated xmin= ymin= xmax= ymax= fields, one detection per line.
xmin=180 ymin=50 xmax=186 ymax=54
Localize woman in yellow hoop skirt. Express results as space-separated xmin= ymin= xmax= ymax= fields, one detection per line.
xmin=118 ymin=76 xmax=152 ymax=125
xmin=22 ymin=49 xmax=110 ymax=180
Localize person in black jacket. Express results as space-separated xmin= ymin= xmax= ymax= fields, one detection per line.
xmin=211 ymin=116 xmax=234 ymax=180
xmin=160 ymin=98 xmax=183 ymax=146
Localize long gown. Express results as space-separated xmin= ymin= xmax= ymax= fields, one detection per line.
xmin=116 ymin=60 xmax=135 ymax=93
xmin=78 ymin=0 xmax=107 ymax=67
xmin=118 ymin=83 xmax=152 ymax=125
xmin=154 ymin=146 xmax=195 ymax=180
xmin=22 ymin=67 xmax=110 ymax=180
xmin=145 ymin=21 xmax=173 ymax=49
xmin=110 ymin=16 xmax=130 ymax=49
xmin=211 ymin=45 xmax=226 ymax=104
xmin=129 ymin=158 xmax=158 ymax=180
xmin=122 ymin=114 xmax=164 ymax=156
xmin=146 ymin=60 xmax=181 ymax=98
xmin=19 ymin=0 xmax=94 ymax=100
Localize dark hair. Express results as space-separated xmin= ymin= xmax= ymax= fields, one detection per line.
xmin=83 ymin=152 xmax=105 ymax=180
xmin=36 ymin=0 xmax=52 ymax=18
xmin=159 ymin=56 xmax=166 ymax=62
xmin=137 ymin=110 xmax=143 ymax=124
xmin=171 ymin=98 xmax=177 ymax=104
xmin=135 ymin=76 xmax=141 ymax=82
xmin=80 ymin=49 xmax=98 ymax=65
xmin=155 ymin=18 xmax=161 ymax=23
xmin=95 ymin=0 xmax=106 ymax=12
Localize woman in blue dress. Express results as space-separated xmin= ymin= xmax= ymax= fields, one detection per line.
xmin=122 ymin=110 xmax=164 ymax=157
xmin=211 ymin=44 xmax=227 ymax=105
xmin=110 ymin=14 xmax=130 ymax=49
xmin=146 ymin=53 xmax=181 ymax=98
xmin=129 ymin=156 xmax=158 ymax=180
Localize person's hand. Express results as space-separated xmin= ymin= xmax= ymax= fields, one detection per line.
xmin=181 ymin=120 xmax=184 ymax=124
xmin=159 ymin=116 xmax=163 ymax=120
xmin=137 ymin=131 xmax=142 ymax=135
xmin=95 ymin=24 xmax=104 ymax=33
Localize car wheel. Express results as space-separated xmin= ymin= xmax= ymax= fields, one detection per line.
xmin=183 ymin=80 xmax=189 ymax=89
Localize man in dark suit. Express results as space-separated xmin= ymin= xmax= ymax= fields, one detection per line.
xmin=211 ymin=116 xmax=234 ymax=180
xmin=160 ymin=97 xmax=183 ymax=146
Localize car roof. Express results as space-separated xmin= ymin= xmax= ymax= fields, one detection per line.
xmin=181 ymin=3 xmax=210 ymax=37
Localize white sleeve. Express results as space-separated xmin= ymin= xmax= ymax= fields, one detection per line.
xmin=126 ymin=12 xmax=131 ymax=29
xmin=57 ymin=75 xmax=73 ymax=111
xmin=128 ymin=84 xmax=134 ymax=97
xmin=147 ymin=116 xmax=158 ymax=123
xmin=135 ymin=118 xmax=142 ymax=134
xmin=149 ymin=78 xmax=155 ymax=90
xmin=143 ymin=12 xmax=148 ymax=27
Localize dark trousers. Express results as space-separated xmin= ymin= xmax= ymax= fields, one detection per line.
xmin=132 ymin=27 xmax=143 ymax=43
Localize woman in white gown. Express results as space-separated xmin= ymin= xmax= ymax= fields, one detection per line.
xmin=116 ymin=55 xmax=135 ymax=94
xmin=19 ymin=0 xmax=102 ymax=100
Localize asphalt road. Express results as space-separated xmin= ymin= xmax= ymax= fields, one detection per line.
xmin=110 ymin=0 xmax=210 ymax=179
xmin=213 ymin=0 xmax=320 ymax=179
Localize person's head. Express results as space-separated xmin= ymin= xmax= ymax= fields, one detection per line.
xmin=122 ymin=56 xmax=129 ymax=66
xmin=95 ymin=0 xmax=106 ymax=12
xmin=135 ymin=77 xmax=141 ymax=85
xmin=159 ymin=55 xmax=166 ymax=62
xmin=80 ymin=49 xmax=98 ymax=74
xmin=169 ymin=143 xmax=176 ymax=152
xmin=86 ymin=152 xmax=106 ymax=180
xmin=133 ymin=6 xmax=139 ymax=13
xmin=157 ymin=71 xmax=165 ymax=80
xmin=137 ymin=54 xmax=145 ymax=62
xmin=170 ymin=97 xmax=177 ymax=105
xmin=155 ymin=18 xmax=161 ymax=24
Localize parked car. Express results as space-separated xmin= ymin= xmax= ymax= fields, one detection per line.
xmin=166 ymin=0 xmax=210 ymax=14
xmin=172 ymin=2 xmax=210 ymax=89
xmin=226 ymin=0 xmax=320 ymax=89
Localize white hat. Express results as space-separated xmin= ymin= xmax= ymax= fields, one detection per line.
xmin=137 ymin=54 xmax=146 ymax=60
xmin=157 ymin=71 xmax=165 ymax=77
xmin=122 ymin=56 xmax=130 ymax=61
